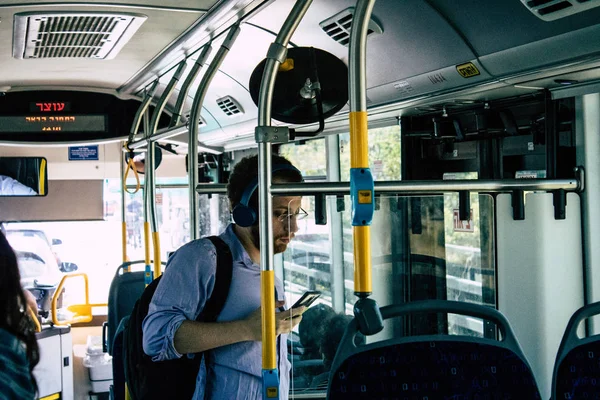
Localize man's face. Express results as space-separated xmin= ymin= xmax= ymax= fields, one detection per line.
xmin=272 ymin=195 xmax=302 ymax=254
xmin=249 ymin=194 xmax=302 ymax=255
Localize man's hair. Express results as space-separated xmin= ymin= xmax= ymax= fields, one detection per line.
xmin=226 ymin=154 xmax=303 ymax=211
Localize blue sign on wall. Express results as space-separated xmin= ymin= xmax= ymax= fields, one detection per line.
xmin=68 ymin=145 xmax=99 ymax=161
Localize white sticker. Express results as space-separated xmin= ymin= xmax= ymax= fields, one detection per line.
xmin=393 ymin=80 xmax=414 ymax=95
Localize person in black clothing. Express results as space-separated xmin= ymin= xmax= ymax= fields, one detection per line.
xmin=0 ymin=231 xmax=40 ymax=399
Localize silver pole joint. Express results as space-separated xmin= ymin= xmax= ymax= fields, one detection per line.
xmin=266 ymin=42 xmax=288 ymax=64
xmin=222 ymin=23 xmax=241 ymax=50
xmin=255 ymin=126 xmax=292 ymax=144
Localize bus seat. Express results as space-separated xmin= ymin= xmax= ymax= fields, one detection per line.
xmin=105 ymin=261 xmax=163 ymax=400
xmin=327 ymin=300 xmax=541 ymax=399
xmin=552 ymin=301 xmax=600 ymax=400
xmin=104 ymin=262 xmax=147 ymax=355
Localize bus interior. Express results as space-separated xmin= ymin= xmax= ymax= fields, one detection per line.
xmin=0 ymin=0 xmax=599 ymax=399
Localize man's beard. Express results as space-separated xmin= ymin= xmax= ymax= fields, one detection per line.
xmin=250 ymin=224 xmax=289 ymax=255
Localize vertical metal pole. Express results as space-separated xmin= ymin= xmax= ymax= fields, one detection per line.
xmin=120 ymin=145 xmax=129 ymax=268
xmin=189 ymin=24 xmax=241 ymax=241
xmin=145 ymin=62 xmax=187 ymax=279
xmin=147 ymin=142 xmax=161 ymax=279
xmin=349 ymin=0 xmax=376 ymax=295
xmin=348 ymin=0 xmax=383 ymax=335
xmin=326 ymin=135 xmax=345 ymax=312
xmin=143 ymin=110 xmax=152 ymax=285
xmin=255 ymin=1 xmax=313 ymax=398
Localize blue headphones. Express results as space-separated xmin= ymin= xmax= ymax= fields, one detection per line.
xmin=232 ymin=164 xmax=301 ymax=227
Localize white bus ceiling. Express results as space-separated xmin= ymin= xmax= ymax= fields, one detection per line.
xmin=0 ymin=1 xmax=599 ymax=148
xmin=2 ymin=1 xmax=600 ymax=399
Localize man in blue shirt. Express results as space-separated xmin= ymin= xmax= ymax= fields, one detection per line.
xmin=143 ymin=154 xmax=305 ymax=399
xmin=0 ymin=175 xmax=37 ymax=196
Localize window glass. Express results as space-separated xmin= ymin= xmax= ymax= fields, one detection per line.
xmin=339 ymin=124 xmax=402 ymax=316
xmin=108 ymin=179 xmax=194 ymax=262
xmin=279 ymin=138 xmax=327 ymax=178
xmin=6 ymin=219 xmax=120 ymax=315
xmin=283 ymin=127 xmax=404 ymax=394
xmin=339 ymin=124 xmax=401 ymax=181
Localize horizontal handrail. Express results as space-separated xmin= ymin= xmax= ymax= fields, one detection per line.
xmin=127 ymin=124 xmax=224 ymax=154
xmin=197 ymin=176 xmax=581 ymax=196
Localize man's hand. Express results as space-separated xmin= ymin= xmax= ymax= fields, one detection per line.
xmin=243 ymin=301 xmax=305 ymax=341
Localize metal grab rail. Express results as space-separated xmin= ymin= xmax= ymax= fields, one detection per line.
xmin=127 ymin=81 xmax=159 ymax=145
xmin=51 ymin=273 xmax=107 ymax=326
xmin=188 ymin=23 xmax=241 ymax=241
xmin=127 ymin=45 xmax=217 ymax=151
xmin=196 ymin=175 xmax=582 ymax=196
xmin=254 ymin=0 xmax=313 ymax=397
xmin=126 ymin=125 xmax=223 ymax=153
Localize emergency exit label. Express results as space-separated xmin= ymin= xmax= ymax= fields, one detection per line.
xmin=453 ymin=209 xmax=474 ymax=232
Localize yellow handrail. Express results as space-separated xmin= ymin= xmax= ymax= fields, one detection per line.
xmin=27 ymin=307 xmax=41 ymax=333
xmin=51 ymin=273 xmax=107 ymax=326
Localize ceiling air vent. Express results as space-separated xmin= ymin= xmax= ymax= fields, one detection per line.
xmin=13 ymin=12 xmax=147 ymax=59
xmin=184 ymin=113 xmax=206 ymax=126
xmin=319 ymin=8 xmax=383 ymax=47
xmin=216 ymin=96 xmax=244 ymax=117
xmin=520 ymin=0 xmax=600 ymax=21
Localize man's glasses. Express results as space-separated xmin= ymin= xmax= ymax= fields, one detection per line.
xmin=275 ymin=207 xmax=309 ymax=223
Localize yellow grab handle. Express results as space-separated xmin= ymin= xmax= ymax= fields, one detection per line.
xmin=350 ymin=112 xmax=369 ymax=168
xmin=261 ymin=270 xmax=277 ymax=370
xmin=51 ymin=273 xmax=107 ymax=326
xmin=27 ymin=307 xmax=41 ymax=333
xmin=152 ymin=231 xmax=161 ymax=278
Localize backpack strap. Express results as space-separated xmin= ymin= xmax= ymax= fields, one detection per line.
xmin=198 ymin=236 xmax=233 ymax=322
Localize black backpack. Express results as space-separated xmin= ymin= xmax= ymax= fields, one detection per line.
xmin=123 ymin=236 xmax=233 ymax=400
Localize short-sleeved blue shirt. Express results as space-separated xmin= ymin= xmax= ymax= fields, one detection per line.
xmin=142 ymin=224 xmax=290 ymax=399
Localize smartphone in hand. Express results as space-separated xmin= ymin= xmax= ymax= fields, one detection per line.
xmin=285 ymin=291 xmax=321 ymax=320
xmin=291 ymin=290 xmax=321 ymax=310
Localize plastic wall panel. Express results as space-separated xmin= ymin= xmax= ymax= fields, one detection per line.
xmin=576 ymin=94 xmax=600 ymax=333
xmin=0 ymin=180 xmax=104 ymax=222
xmin=34 ymin=333 xmax=63 ymax=397
xmin=497 ymin=192 xmax=584 ymax=400
xmin=481 ymin=24 xmax=600 ymax=77
xmin=60 ymin=329 xmax=74 ymax=400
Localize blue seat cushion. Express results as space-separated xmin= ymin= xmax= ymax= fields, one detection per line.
xmin=328 ymin=340 xmax=541 ymax=399
xmin=556 ymin=341 xmax=600 ymax=399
